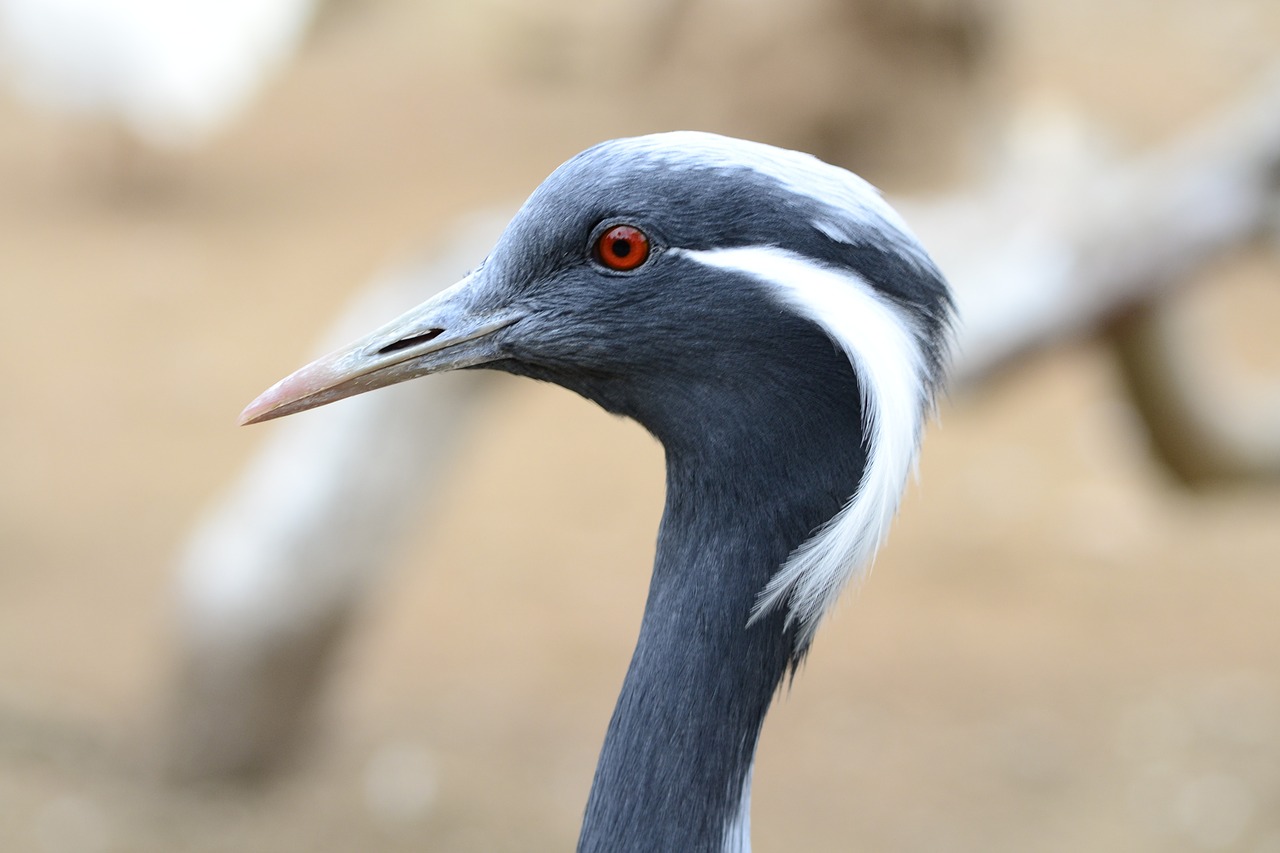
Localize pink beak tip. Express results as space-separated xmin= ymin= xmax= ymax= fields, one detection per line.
xmin=237 ymin=395 xmax=276 ymax=426
xmin=236 ymin=371 xmax=304 ymax=426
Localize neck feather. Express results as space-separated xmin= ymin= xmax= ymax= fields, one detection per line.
xmin=577 ymin=343 xmax=866 ymax=852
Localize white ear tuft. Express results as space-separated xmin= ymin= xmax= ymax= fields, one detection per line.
xmin=679 ymin=246 xmax=934 ymax=648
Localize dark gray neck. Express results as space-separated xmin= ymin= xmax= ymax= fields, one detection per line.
xmin=577 ymin=461 xmax=793 ymax=852
xmin=576 ymin=335 xmax=867 ymax=853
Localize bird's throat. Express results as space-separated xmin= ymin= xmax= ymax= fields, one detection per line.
xmin=567 ymin=306 xmax=868 ymax=852
xmin=578 ymin=422 xmax=864 ymax=852
xmin=578 ymin=482 xmax=789 ymax=851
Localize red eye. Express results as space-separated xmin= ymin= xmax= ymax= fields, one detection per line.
xmin=594 ymin=225 xmax=650 ymax=271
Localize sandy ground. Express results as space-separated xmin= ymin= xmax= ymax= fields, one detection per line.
xmin=1 ymin=0 xmax=1279 ymax=851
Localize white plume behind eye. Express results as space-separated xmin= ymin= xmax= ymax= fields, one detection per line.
xmin=676 ymin=245 xmax=931 ymax=649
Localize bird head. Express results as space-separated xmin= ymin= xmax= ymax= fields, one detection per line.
xmin=241 ymin=131 xmax=954 ymax=644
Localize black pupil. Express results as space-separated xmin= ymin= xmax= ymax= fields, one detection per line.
xmin=611 ymin=237 xmax=631 ymax=258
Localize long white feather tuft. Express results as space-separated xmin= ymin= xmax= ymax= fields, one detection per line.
xmin=679 ymin=246 xmax=932 ymax=649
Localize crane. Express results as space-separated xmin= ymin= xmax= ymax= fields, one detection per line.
xmin=241 ymin=131 xmax=954 ymax=852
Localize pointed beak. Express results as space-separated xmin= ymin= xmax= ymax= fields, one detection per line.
xmin=239 ymin=273 xmax=522 ymax=425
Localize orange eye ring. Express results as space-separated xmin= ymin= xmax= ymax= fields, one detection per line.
xmin=594 ymin=224 xmax=651 ymax=271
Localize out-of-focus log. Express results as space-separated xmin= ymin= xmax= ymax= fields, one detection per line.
xmin=1111 ymin=294 xmax=1280 ymax=487
xmin=905 ymin=68 xmax=1280 ymax=485
xmin=908 ymin=67 xmax=1280 ymax=387
xmin=165 ymin=214 xmax=506 ymax=778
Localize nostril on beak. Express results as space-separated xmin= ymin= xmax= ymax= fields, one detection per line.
xmin=376 ymin=328 xmax=445 ymax=355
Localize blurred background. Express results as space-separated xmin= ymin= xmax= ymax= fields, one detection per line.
xmin=1 ymin=0 xmax=1279 ymax=850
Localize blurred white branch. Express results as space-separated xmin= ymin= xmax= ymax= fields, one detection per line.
xmin=167 ymin=214 xmax=505 ymax=777
xmin=907 ymin=67 xmax=1280 ymax=386
xmin=906 ymin=67 xmax=1280 ymax=482
xmin=1111 ymin=296 xmax=1280 ymax=487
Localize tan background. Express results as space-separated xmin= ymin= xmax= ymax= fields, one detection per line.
xmin=1 ymin=0 xmax=1279 ymax=850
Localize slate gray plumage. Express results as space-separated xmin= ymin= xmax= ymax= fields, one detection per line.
xmin=242 ymin=131 xmax=954 ymax=852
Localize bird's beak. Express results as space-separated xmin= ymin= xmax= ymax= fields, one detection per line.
xmin=239 ymin=274 xmax=521 ymax=425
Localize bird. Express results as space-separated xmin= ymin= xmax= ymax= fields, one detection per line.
xmin=240 ymin=131 xmax=954 ymax=852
